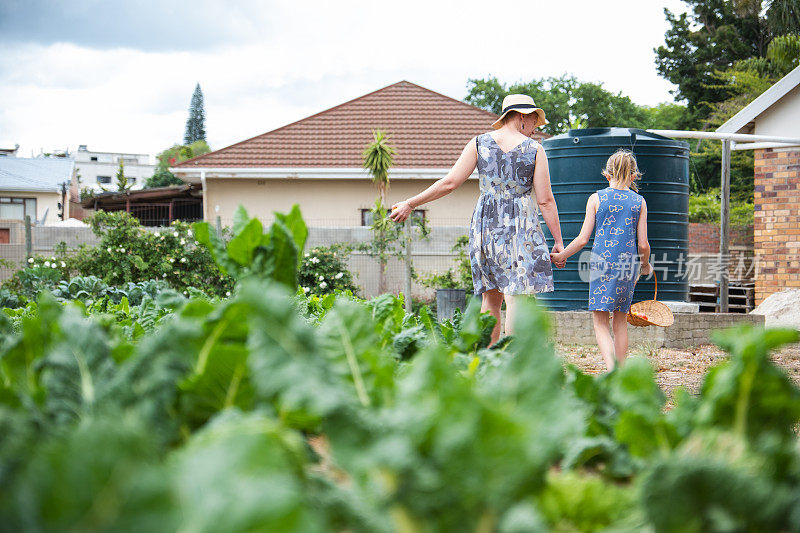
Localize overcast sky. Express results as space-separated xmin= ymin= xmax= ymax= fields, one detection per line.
xmin=0 ymin=0 xmax=689 ymax=161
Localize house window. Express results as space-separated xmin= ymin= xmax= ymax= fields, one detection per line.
xmin=361 ymin=208 xmax=425 ymax=226
xmin=90 ymin=156 xmax=98 ymax=161
xmin=97 ymin=175 xmax=111 ymax=184
xmin=127 ymin=177 xmax=136 ymax=184
xmin=0 ymin=197 xmax=36 ymax=220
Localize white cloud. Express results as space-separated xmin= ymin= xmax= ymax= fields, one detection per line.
xmin=0 ymin=0 xmax=688 ymax=158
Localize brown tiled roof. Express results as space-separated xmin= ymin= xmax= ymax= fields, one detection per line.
xmin=176 ymin=81 xmax=549 ymax=169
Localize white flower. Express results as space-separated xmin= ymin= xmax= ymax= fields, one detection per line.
xmin=319 ymin=281 xmax=328 ymax=289
xmin=173 ymin=232 xmax=179 ymax=237
xmin=310 ymin=256 xmax=320 ymax=264
xmin=183 ymin=291 xmax=188 ymax=295
xmin=180 ymin=238 xmax=186 ymax=245
xmin=318 ymin=275 xmax=325 ymax=281
xmin=335 ymin=272 xmax=343 ymax=279
xmin=160 ymin=234 xmax=165 ymax=240
xmin=32 ymin=264 xmax=37 ymax=268
xmin=107 ymin=247 xmax=112 ymax=252
xmin=187 ymin=230 xmax=193 ymax=237
xmin=44 ymin=261 xmax=51 ymax=267
xmin=119 ymin=247 xmax=125 ymax=253
xmin=302 ymin=287 xmax=310 ymax=293
xmin=225 ymin=291 xmax=231 ymax=297
xmin=194 ymin=241 xmax=199 ymax=246
xmin=169 ymin=258 xmax=175 ymax=263
xmin=60 ymin=261 xmax=66 ymax=268
xmin=180 ymin=257 xmax=186 ymax=263
xmin=162 ymin=273 xmax=167 ymax=278
xmin=51 ymin=256 xmax=56 ymax=261
xmin=27 ymin=258 xmax=33 ymax=263
xmin=304 ymin=253 xmax=310 ymax=258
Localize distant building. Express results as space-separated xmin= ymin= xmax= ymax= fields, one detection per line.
xmin=172 ymin=80 xmax=549 ymax=227
xmin=0 ymin=157 xmax=75 ymax=224
xmin=73 ymin=145 xmax=155 ymax=192
xmin=0 ymin=145 xmax=19 ymax=157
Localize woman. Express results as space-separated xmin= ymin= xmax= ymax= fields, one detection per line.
xmin=390 ymin=94 xmax=565 ymax=344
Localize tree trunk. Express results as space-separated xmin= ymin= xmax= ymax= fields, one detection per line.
xmin=379 ymin=259 xmax=387 ymax=294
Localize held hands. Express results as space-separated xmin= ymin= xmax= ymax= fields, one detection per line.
xmin=389 ymin=201 xmax=412 ymax=222
xmin=639 ymin=262 xmax=653 ymax=277
xmin=550 ymin=243 xmax=567 ymax=269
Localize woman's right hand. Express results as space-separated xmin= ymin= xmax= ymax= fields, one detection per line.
xmin=389 ymin=200 xmax=412 ymax=222
xmin=640 ymin=262 xmax=652 ymax=277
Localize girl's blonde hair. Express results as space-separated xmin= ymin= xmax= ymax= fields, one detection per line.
xmin=602 ymin=149 xmax=642 ymax=191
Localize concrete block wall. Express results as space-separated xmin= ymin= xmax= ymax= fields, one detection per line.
xmin=550 ymin=311 xmax=765 ymax=349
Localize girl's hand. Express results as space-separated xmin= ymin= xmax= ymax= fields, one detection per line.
xmin=389 ymin=201 xmax=412 ymax=222
xmin=550 ymin=243 xmax=566 ymax=269
xmin=640 ymin=262 xmax=652 ymax=277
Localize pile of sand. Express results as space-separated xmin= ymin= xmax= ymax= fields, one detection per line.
xmin=751 ymin=289 xmax=800 ymax=329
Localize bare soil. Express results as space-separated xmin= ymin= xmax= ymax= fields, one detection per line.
xmin=558 ymin=343 xmax=800 ymax=399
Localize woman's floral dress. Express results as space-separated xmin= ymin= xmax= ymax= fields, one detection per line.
xmin=469 ymin=133 xmax=554 ymax=295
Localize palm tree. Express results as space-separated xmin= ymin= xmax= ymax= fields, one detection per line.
xmin=362 ymin=130 xmax=396 ymax=205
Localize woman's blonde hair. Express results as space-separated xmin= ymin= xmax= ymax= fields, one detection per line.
xmin=602 ymin=149 xmax=642 ymax=191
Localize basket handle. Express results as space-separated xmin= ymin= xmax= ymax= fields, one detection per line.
xmin=652 ymin=269 xmax=658 ymax=301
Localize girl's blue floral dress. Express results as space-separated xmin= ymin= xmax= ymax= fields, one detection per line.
xmin=588 ymin=187 xmax=643 ymax=312
xmin=469 ymin=133 xmax=554 ymax=296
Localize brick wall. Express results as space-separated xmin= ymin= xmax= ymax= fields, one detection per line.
xmin=688 ymin=222 xmax=753 ymax=254
xmin=753 ymin=147 xmax=800 ymax=304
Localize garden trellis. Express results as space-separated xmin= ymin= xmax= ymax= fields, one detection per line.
xmin=648 ymin=129 xmax=800 ymax=312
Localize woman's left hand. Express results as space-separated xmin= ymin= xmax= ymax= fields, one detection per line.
xmin=389 ymin=201 xmax=412 ymax=222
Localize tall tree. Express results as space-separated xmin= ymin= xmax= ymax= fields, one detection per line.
xmin=465 ymin=75 xmax=659 ymax=136
xmin=362 ymin=130 xmax=397 ymax=294
xmin=184 ymin=83 xmax=206 ymax=144
xmin=655 ymin=0 xmax=800 ymax=125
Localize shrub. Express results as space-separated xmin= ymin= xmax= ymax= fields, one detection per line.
xmin=298 ymin=245 xmax=357 ymax=297
xmin=689 ymin=189 xmax=754 ymax=227
xmin=64 ymin=211 xmax=233 ymax=297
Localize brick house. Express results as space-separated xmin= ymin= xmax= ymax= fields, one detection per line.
xmin=171 ymin=81 xmax=548 ymax=227
xmin=717 ymin=65 xmax=800 ymax=304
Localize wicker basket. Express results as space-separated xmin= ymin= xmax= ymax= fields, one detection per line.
xmin=627 ymin=272 xmax=674 ymax=327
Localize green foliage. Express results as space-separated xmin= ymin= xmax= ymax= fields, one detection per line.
xmin=356 ymin=200 xmax=429 ymax=294
xmin=655 ymin=1 xmax=800 ymax=122
xmin=184 ymin=83 xmax=206 ymax=144
xmin=298 ymin=245 xmax=357 ymax=297
xmin=465 ymin=75 xmax=669 ymax=135
xmin=1 ymin=205 xmax=800 ymax=531
xmin=689 ymin=189 xmax=755 ymax=226
xmin=362 ymin=130 xmax=396 ymax=203
xmin=156 ymin=140 xmax=210 ymax=172
xmin=144 ymin=169 xmax=184 ymax=188
xmin=193 ymin=205 xmax=307 ymax=291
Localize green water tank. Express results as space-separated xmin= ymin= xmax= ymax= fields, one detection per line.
xmin=539 ymin=128 xmax=690 ymax=310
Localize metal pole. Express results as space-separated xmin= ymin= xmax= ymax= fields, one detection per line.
xmin=24 ymin=215 xmax=32 ymax=260
xmin=404 ymin=217 xmax=413 ymax=313
xmin=215 ymin=215 xmax=223 ymax=239
xmin=720 ymin=139 xmax=731 ymax=313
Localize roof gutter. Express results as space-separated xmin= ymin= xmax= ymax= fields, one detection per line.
xmin=169 ymin=167 xmax=475 ymax=180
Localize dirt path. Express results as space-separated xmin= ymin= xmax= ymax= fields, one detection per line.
xmin=558 ymin=343 xmax=800 ymax=398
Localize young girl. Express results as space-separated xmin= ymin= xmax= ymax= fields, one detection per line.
xmin=550 ymin=149 xmax=651 ymax=371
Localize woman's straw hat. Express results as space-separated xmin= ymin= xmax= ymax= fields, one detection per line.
xmin=491 ymin=94 xmax=548 ymax=129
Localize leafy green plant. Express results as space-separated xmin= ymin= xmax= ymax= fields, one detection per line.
xmin=193 ymin=205 xmax=307 ymax=291
xmin=689 ymin=189 xmax=754 ymax=226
